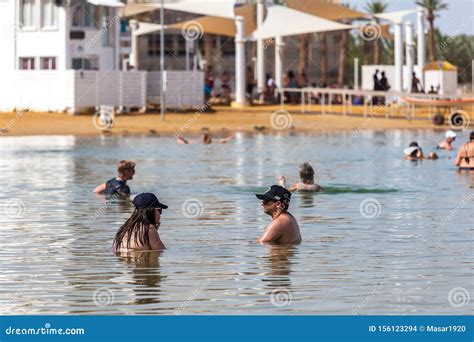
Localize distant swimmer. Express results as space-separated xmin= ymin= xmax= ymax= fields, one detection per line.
xmin=279 ymin=162 xmax=323 ymax=192
xmin=93 ymin=160 xmax=135 ymax=196
xmin=177 ymin=132 xmax=234 ymax=145
xmin=428 ymin=152 xmax=439 ymax=160
xmin=255 ymin=185 xmax=301 ymax=245
xmin=437 ymin=130 xmax=457 ymax=151
xmin=113 ymin=193 xmax=168 ymax=252
xmin=455 ymin=131 xmax=474 ymax=171
xmin=404 ymin=142 xmax=424 ymax=161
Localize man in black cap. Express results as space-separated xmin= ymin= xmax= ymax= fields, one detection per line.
xmin=255 ymin=185 xmax=301 ymax=245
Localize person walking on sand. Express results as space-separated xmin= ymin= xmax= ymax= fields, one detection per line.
xmin=255 ymin=185 xmax=301 ymax=245
xmin=455 ymin=131 xmax=474 ymax=170
xmin=279 ymin=162 xmax=323 ymax=192
xmin=437 ymin=130 xmax=457 ymax=151
xmin=93 ymin=160 xmax=135 ymax=196
xmin=113 ymin=193 xmax=168 ymax=252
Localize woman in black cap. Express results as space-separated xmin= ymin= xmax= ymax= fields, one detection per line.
xmin=113 ymin=193 xmax=168 ymax=252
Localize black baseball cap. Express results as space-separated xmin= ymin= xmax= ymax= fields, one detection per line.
xmin=133 ymin=193 xmax=168 ymax=209
xmin=255 ymin=185 xmax=292 ymax=203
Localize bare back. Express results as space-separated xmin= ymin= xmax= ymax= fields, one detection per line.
xmin=260 ymin=212 xmax=301 ymax=245
xmin=456 ymin=142 xmax=474 ymax=168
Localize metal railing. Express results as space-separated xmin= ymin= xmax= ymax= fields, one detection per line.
xmin=275 ymin=87 xmax=471 ymax=120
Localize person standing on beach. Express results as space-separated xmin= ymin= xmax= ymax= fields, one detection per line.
xmin=113 ymin=193 xmax=168 ymax=252
xmin=93 ymin=160 xmax=135 ymax=196
xmin=255 ymin=185 xmax=301 ymax=245
xmin=279 ymin=162 xmax=323 ymax=192
xmin=455 ymin=131 xmax=474 ymax=170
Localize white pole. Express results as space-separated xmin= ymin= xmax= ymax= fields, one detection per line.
xmin=275 ymin=36 xmax=284 ymax=88
xmin=129 ymin=19 xmax=138 ymax=69
xmin=160 ymin=0 xmax=165 ymax=120
xmin=234 ymin=16 xmax=246 ymax=106
xmin=394 ymin=21 xmax=403 ymax=92
xmin=256 ymin=0 xmax=265 ymax=103
xmin=114 ymin=9 xmax=121 ymax=70
xmin=405 ymin=21 xmax=414 ymax=92
xmin=354 ymin=57 xmax=359 ymax=90
xmin=417 ymin=6 xmax=426 ymax=89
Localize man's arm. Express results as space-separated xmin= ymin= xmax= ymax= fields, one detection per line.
xmin=258 ymin=221 xmax=284 ymax=244
xmin=93 ymin=183 xmax=106 ymax=193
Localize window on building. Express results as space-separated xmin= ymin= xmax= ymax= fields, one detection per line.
xmin=40 ymin=57 xmax=57 ymax=70
xmin=20 ymin=0 xmax=36 ymax=28
xmin=72 ymin=57 xmax=99 ymax=70
xmin=19 ymin=57 xmax=36 ymax=70
xmin=72 ymin=3 xmax=97 ymax=28
xmin=41 ymin=0 xmax=58 ymax=28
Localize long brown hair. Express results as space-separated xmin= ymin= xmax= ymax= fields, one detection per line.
xmin=113 ymin=207 xmax=157 ymax=250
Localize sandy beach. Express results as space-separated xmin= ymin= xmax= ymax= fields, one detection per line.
xmin=1 ymin=104 xmax=465 ymax=137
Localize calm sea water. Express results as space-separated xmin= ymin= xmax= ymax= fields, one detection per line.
xmin=0 ymin=130 xmax=472 ymax=315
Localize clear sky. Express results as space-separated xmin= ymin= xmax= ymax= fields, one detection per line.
xmin=349 ymin=0 xmax=474 ymax=35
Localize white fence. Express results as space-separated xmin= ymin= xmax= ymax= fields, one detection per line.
xmin=0 ymin=70 xmax=209 ymax=113
xmin=147 ymin=71 xmax=203 ymax=109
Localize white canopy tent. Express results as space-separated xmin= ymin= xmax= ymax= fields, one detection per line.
xmin=248 ymin=5 xmax=352 ymax=89
xmin=87 ymin=0 xmax=124 ymax=7
xmin=374 ymin=9 xmax=416 ymax=24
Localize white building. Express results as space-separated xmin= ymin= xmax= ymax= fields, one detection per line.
xmin=0 ymin=0 xmax=202 ymax=113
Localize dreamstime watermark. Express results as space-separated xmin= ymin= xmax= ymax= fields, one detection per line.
xmin=449 ymin=110 xmax=471 ymax=130
xmin=1 ymin=20 xmax=23 ymax=42
xmin=181 ymin=21 xmax=204 ymax=41
xmin=181 ymin=198 xmax=204 ymax=218
xmin=270 ymin=288 xmax=292 ymax=307
xmin=3 ymin=198 xmax=26 ymax=219
xmin=174 ymin=278 xmax=210 ymax=314
xmin=270 ymin=109 xmax=293 ymax=130
xmin=438 ymin=16 xmax=474 ymax=51
xmin=92 ymin=106 xmax=115 ymax=130
xmin=84 ymin=15 xmax=120 ymax=51
xmin=352 ymin=279 xmax=388 ymax=315
xmin=440 ymin=192 xmax=474 ymax=224
xmin=92 ymin=287 xmax=114 ymax=307
xmin=448 ymin=287 xmax=470 ymax=308
xmin=84 ymin=193 xmax=120 ymax=227
xmin=359 ymin=198 xmax=382 ymax=219
xmin=173 ymin=101 xmax=211 ymax=138
xmin=1 ymin=108 xmax=27 ymax=134
xmin=4 ymin=323 xmax=85 ymax=336
xmin=358 ymin=22 xmax=382 ymax=42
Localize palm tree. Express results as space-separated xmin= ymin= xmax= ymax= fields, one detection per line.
xmin=298 ymin=34 xmax=310 ymax=76
xmin=365 ymin=1 xmax=388 ymax=64
xmin=319 ymin=32 xmax=328 ymax=85
xmin=416 ymin=0 xmax=448 ymax=61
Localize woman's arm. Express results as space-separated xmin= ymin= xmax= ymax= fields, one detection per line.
xmin=455 ymin=147 xmax=463 ymax=166
xmin=148 ymin=227 xmax=166 ymax=250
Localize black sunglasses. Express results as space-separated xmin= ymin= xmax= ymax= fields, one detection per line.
xmin=155 ymin=208 xmax=162 ymax=214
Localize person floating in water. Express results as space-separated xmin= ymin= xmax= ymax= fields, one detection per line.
xmin=279 ymin=162 xmax=323 ymax=192
xmin=255 ymin=185 xmax=301 ymax=245
xmin=113 ymin=193 xmax=168 ymax=252
xmin=455 ymin=131 xmax=474 ymax=171
xmin=437 ymin=130 xmax=457 ymax=151
xmin=176 ymin=132 xmax=234 ymax=145
xmin=93 ymin=160 xmax=135 ymax=196
xmin=404 ymin=142 xmax=424 ymax=161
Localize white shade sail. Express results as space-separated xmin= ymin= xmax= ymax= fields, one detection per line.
xmin=248 ymin=5 xmax=352 ymax=41
xmin=87 ymin=0 xmax=124 ymax=7
xmin=133 ymin=22 xmax=165 ymax=36
xmin=374 ymin=9 xmax=416 ymax=24
xmin=122 ymin=0 xmax=236 ymax=18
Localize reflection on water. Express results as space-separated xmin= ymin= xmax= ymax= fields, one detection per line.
xmin=0 ymin=131 xmax=472 ymax=315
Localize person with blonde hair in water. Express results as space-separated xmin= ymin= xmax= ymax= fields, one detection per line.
xmin=113 ymin=193 xmax=168 ymax=252
xmin=93 ymin=160 xmax=135 ymax=196
xmin=455 ymin=131 xmax=474 ymax=171
xmin=279 ymin=162 xmax=323 ymax=192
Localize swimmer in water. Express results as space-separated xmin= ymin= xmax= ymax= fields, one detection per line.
xmin=255 ymin=185 xmax=301 ymax=245
xmin=455 ymin=131 xmax=474 ymax=171
xmin=93 ymin=160 xmax=135 ymax=196
xmin=113 ymin=193 xmax=168 ymax=252
xmin=428 ymin=152 xmax=439 ymax=160
xmin=279 ymin=162 xmax=323 ymax=192
xmin=404 ymin=142 xmax=424 ymax=161
xmin=177 ymin=132 xmax=234 ymax=145
xmin=437 ymin=130 xmax=457 ymax=151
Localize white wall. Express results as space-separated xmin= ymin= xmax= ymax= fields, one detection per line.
xmin=425 ymin=70 xmax=457 ymax=96
xmin=0 ymin=0 xmax=19 ymax=72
